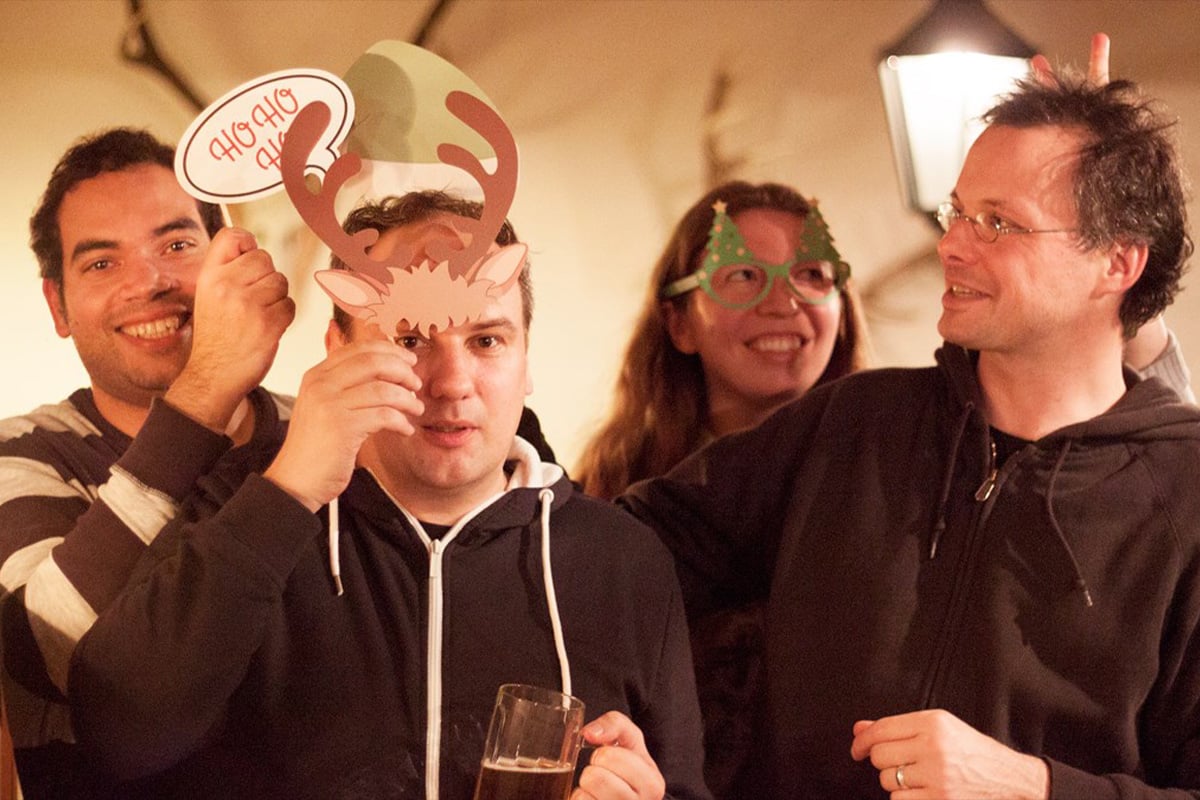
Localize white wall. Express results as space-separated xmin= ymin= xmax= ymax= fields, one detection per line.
xmin=2 ymin=0 xmax=1198 ymax=468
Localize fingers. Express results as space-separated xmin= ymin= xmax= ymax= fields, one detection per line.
xmin=265 ymin=342 xmax=423 ymax=511
xmin=201 ymin=228 xmax=288 ymax=303
xmin=205 ymin=226 xmax=259 ymax=265
xmin=859 ymin=713 xmax=1050 ymax=799
xmin=574 ymin=712 xmax=664 ymax=800
xmin=180 ymin=228 xmax=296 ymax=413
xmin=193 ymin=228 xmax=286 ymax=322
xmin=297 ymin=344 xmax=423 ymax=435
xmin=319 ymin=340 xmax=422 ymax=396
xmin=221 ymin=257 xmax=293 ymax=336
xmin=1031 ymin=32 xmax=1111 ymax=89
xmin=581 ymin=711 xmax=650 ymax=755
xmin=850 ymin=717 xmax=892 ymax=761
xmin=1089 ymin=32 xmax=1110 ymax=84
xmin=1030 ymin=54 xmax=1054 ymax=87
xmin=575 ymin=748 xmax=663 ymax=800
xmin=852 ymin=717 xmax=923 ymax=796
xmin=202 ymin=231 xmax=282 ymax=293
xmin=849 ymin=713 xmax=922 ymax=762
xmin=852 ymin=719 xmax=875 ymax=738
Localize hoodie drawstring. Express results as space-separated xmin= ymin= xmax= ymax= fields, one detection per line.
xmin=324 ymin=471 xmax=572 ymax=800
xmin=930 ymin=403 xmax=974 ymax=559
xmin=1044 ymin=440 xmax=1094 ymax=607
xmin=930 ymin=414 xmax=1094 ymax=608
xmin=538 ymin=488 xmax=572 ymax=697
xmin=329 ymin=497 xmax=344 ymax=596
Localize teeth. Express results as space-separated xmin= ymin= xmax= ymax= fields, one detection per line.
xmin=122 ymin=316 xmax=182 ymax=339
xmin=749 ymin=335 xmax=802 ymax=353
xmin=950 ymin=285 xmax=980 ymax=297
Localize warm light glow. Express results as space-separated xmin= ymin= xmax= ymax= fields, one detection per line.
xmin=880 ymin=51 xmax=1029 ymax=212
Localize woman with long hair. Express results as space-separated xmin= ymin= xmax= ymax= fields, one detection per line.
xmin=574 ymin=181 xmax=871 ymax=798
xmin=576 ymin=180 xmax=870 ymax=501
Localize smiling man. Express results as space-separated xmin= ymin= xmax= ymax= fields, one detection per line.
xmin=623 ymin=69 xmax=1200 ymax=799
xmin=0 ymin=128 xmax=295 ymax=797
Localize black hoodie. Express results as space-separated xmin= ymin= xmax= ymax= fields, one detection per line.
xmin=624 ymin=345 xmax=1200 ymax=800
xmin=69 ymin=440 xmax=709 ymax=800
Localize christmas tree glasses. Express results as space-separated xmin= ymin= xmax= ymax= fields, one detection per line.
xmin=662 ymin=200 xmax=850 ymax=309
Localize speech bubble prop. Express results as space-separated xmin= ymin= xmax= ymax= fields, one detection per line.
xmin=175 ymin=68 xmax=354 ymax=204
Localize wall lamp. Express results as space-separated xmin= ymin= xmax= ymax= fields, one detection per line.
xmin=878 ymin=0 xmax=1035 ymax=217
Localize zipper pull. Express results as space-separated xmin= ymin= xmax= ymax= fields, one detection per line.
xmin=428 ymin=538 xmax=443 ymax=580
xmin=974 ymin=440 xmax=998 ymax=502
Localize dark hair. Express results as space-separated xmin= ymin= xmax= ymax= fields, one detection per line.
xmin=574 ymin=180 xmax=871 ymax=500
xmin=29 ymin=128 xmax=223 ymax=284
xmin=330 ymin=190 xmax=531 ymax=332
xmin=986 ymin=73 xmax=1193 ymax=336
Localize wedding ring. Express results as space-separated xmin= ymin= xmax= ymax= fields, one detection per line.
xmin=895 ymin=764 xmax=909 ymax=789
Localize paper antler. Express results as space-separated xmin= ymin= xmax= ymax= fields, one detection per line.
xmin=424 ymin=90 xmax=518 ymax=280
xmin=280 ymin=101 xmax=400 ymax=285
xmin=280 ymin=90 xmax=517 ymax=286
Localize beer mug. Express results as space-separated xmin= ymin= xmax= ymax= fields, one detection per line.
xmin=472 ymin=683 xmax=585 ymax=800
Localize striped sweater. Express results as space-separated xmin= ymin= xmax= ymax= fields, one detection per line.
xmin=0 ymin=387 xmax=290 ymax=798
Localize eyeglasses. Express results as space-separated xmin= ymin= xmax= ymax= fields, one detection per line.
xmin=662 ymin=257 xmax=847 ymax=309
xmin=936 ymin=201 xmax=1076 ymax=244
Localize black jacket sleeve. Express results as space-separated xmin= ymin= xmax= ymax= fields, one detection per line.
xmin=68 ymin=474 xmax=320 ymax=780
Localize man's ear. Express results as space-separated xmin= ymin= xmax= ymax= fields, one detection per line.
xmin=325 ymin=318 xmax=349 ymax=354
xmin=1104 ymin=240 xmax=1149 ymax=294
xmin=42 ymin=279 xmax=70 ymax=338
xmin=663 ymin=300 xmax=698 ymax=354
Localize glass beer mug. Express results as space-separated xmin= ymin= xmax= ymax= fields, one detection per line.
xmin=472 ymin=684 xmax=585 ymax=800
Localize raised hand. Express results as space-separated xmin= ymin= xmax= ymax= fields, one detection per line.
xmin=165 ymin=227 xmax=295 ymax=432
xmin=570 ymin=711 xmax=666 ymax=800
xmin=264 ymin=339 xmax=423 ymax=512
xmin=1031 ymin=32 xmax=1110 ymax=87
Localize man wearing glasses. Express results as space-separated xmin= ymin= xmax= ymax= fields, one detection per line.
xmin=623 ymin=62 xmax=1199 ymax=799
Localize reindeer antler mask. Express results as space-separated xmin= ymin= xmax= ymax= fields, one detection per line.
xmin=280 ymin=41 xmax=525 ymax=337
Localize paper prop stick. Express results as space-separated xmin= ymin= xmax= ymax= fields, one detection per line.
xmin=280 ymin=41 xmax=525 ymax=337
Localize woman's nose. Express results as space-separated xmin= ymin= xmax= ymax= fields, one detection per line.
xmin=756 ymin=276 xmax=800 ymax=316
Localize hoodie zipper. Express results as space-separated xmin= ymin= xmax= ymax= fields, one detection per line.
xmin=922 ymin=436 xmax=1006 ymax=709
xmin=974 ymin=440 xmax=998 ymax=502
xmin=426 ymin=537 xmax=446 ymax=800
xmin=362 ymin=444 xmax=562 ymax=800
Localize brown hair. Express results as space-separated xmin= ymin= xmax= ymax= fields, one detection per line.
xmin=986 ymin=73 xmax=1192 ymax=336
xmin=574 ymin=181 xmax=870 ymax=500
xmin=30 ymin=128 xmax=223 ymax=284
xmin=329 ymin=190 xmax=531 ymax=333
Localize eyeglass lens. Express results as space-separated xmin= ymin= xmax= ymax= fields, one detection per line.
xmin=709 ymin=261 xmax=838 ymax=306
xmin=936 ymin=202 xmax=999 ymax=243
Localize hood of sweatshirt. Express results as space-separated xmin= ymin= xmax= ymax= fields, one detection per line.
xmin=931 ymin=344 xmax=1200 ymax=607
xmin=936 ymin=344 xmax=1200 ymax=444
xmin=335 ymin=435 xmax=571 ymax=542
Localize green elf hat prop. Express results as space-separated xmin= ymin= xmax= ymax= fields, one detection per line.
xmin=333 ymin=40 xmax=509 ymax=216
